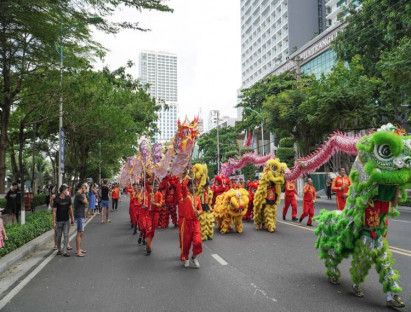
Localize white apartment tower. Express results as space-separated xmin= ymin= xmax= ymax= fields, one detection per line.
xmin=325 ymin=0 xmax=360 ymax=29
xmin=241 ymin=0 xmax=321 ymax=89
xmin=139 ymin=50 xmax=178 ymax=142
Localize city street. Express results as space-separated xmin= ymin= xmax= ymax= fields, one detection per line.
xmin=1 ymin=197 xmax=410 ymax=312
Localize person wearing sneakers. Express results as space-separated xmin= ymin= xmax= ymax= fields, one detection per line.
xmin=174 ymin=177 xmax=202 ymax=269
xmin=74 ymin=183 xmax=88 ymax=257
xmin=53 ymin=184 xmax=74 ymax=257
xmin=100 ymin=180 xmax=110 ymax=223
xmin=144 ymin=181 xmax=163 ymax=255
xmin=282 ymin=180 xmax=299 ymax=221
xmin=299 ymin=178 xmax=316 ymax=226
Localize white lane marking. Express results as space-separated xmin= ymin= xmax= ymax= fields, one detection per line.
xmin=0 ymin=217 xmax=93 ymax=309
xmin=391 ymin=219 xmax=411 ymax=223
xmin=251 ymin=283 xmax=277 ymax=302
xmin=211 ymin=254 xmax=228 ymax=266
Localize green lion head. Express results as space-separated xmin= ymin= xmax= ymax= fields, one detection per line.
xmin=356 ymin=124 xmax=411 ymax=186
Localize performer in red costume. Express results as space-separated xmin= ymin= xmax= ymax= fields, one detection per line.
xmin=243 ymin=182 xmax=258 ymax=220
xmin=331 ymin=168 xmax=351 ymax=211
xmin=159 ymin=176 xmax=178 ymax=228
xmin=282 ymin=180 xmax=299 ymax=221
xmin=143 ymin=181 xmax=163 ymax=255
xmin=174 ymin=177 xmax=202 ymax=268
xmin=299 ymin=178 xmax=316 ymax=226
xmin=211 ymin=176 xmax=225 ymax=206
xmin=130 ymin=183 xmax=143 ymax=235
xmin=125 ymin=183 xmax=133 ymax=227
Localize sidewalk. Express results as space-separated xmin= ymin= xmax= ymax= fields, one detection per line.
xmin=0 ymin=205 xmax=85 ymax=275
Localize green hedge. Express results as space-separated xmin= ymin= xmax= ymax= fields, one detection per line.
xmin=0 ymin=194 xmax=47 ymax=209
xmin=279 ymin=137 xmax=294 ymax=148
xmin=0 ymin=211 xmax=53 ymax=259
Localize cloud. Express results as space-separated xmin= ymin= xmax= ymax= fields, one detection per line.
xmin=92 ymin=0 xmax=241 ymax=124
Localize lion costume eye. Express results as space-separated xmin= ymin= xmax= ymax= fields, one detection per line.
xmin=374 ymin=144 xmax=394 ymax=161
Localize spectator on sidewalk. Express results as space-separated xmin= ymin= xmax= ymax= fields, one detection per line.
xmin=4 ymin=182 xmax=19 ymax=225
xmin=74 ymin=182 xmax=88 ymax=257
xmin=100 ymin=180 xmax=110 ymax=223
xmin=111 ymin=183 xmax=120 ymax=212
xmin=51 ymin=184 xmax=73 ymax=251
xmin=87 ymin=182 xmax=96 ymax=217
xmin=53 ymin=185 xmax=74 ymax=257
xmin=44 ymin=182 xmax=53 ymax=209
xmin=0 ymin=208 xmax=9 ymax=247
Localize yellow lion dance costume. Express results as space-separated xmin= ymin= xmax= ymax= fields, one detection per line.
xmin=193 ymin=163 xmax=214 ymax=241
xmin=214 ymin=188 xmax=249 ymax=234
xmin=253 ymin=159 xmax=286 ymax=232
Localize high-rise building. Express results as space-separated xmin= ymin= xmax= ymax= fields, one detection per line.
xmin=325 ymin=0 xmax=360 ymax=29
xmin=139 ymin=50 xmax=178 ymax=142
xmin=240 ymin=0 xmax=322 ymax=89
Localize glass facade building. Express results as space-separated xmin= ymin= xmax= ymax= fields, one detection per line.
xmin=301 ymin=49 xmax=337 ymax=78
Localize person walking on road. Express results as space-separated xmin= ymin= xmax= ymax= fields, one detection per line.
xmin=74 ymin=183 xmax=88 ymax=257
xmin=173 ymin=177 xmax=202 ymax=268
xmin=100 ymin=180 xmax=110 ymax=223
xmin=111 ymin=183 xmax=120 ymax=212
xmin=299 ymin=178 xmax=316 ymax=226
xmin=144 ymin=181 xmax=163 ymax=255
xmin=282 ymin=180 xmax=299 ymax=221
xmin=331 ymin=168 xmax=351 ymax=210
xmin=53 ymin=185 xmax=74 ymax=257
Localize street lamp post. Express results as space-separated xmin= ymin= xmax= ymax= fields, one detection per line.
xmin=245 ymin=107 xmax=264 ymax=155
xmin=211 ymin=110 xmax=221 ymax=175
xmin=56 ymin=17 xmax=102 ymax=188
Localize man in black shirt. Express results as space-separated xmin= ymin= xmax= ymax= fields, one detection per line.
xmin=5 ymin=182 xmax=19 ymax=225
xmin=74 ymin=182 xmax=88 ymax=257
xmin=100 ymin=180 xmax=110 ymax=224
xmin=53 ymin=185 xmax=74 ymax=256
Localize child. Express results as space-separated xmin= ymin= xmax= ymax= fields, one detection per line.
xmin=0 ymin=208 xmax=9 ymax=247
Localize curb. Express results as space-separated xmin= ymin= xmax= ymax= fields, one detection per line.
xmin=0 ymin=229 xmax=55 ymax=275
xmin=0 ymin=216 xmax=93 ymax=276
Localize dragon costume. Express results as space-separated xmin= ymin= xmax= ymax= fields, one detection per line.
xmin=193 ymin=164 xmax=214 ymax=241
xmin=213 ymin=188 xmax=249 ymax=233
xmin=253 ymin=159 xmax=286 ymax=232
xmin=314 ymin=124 xmax=410 ymax=308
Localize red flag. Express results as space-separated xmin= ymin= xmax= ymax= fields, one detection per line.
xmin=246 ymin=132 xmax=251 ymax=147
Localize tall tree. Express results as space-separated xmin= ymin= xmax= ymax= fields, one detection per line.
xmin=0 ymin=0 xmax=172 ymax=192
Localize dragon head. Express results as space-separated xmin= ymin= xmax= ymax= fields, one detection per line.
xmin=357 ymin=124 xmax=411 ymax=186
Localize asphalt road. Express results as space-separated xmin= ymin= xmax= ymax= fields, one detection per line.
xmin=1 ymin=196 xmax=410 ymax=312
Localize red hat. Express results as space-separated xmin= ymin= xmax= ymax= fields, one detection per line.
xmin=248 ymin=182 xmax=258 ymax=190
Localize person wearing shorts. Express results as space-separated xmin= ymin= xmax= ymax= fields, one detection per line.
xmin=74 ymin=183 xmax=88 ymax=257
xmin=100 ymin=180 xmax=110 ymax=223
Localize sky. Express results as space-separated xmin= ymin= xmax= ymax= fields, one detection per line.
xmin=92 ymin=0 xmax=242 ymax=127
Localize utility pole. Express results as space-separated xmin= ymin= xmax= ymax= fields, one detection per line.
xmin=216 ymin=110 xmax=220 ymax=175
xmin=31 ymin=123 xmax=36 ymax=193
xmin=291 ymin=55 xmax=303 ymax=194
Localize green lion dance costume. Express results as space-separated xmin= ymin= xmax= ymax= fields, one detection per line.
xmin=193 ymin=163 xmax=214 ymax=241
xmin=314 ymin=124 xmax=410 ymax=308
xmin=253 ymin=159 xmax=286 ymax=232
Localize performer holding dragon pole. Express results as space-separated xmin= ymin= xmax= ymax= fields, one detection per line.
xmin=314 ymin=124 xmax=410 ymax=308
xmin=331 ymin=168 xmax=351 ymax=210
xmin=173 ymin=174 xmax=202 ymax=268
